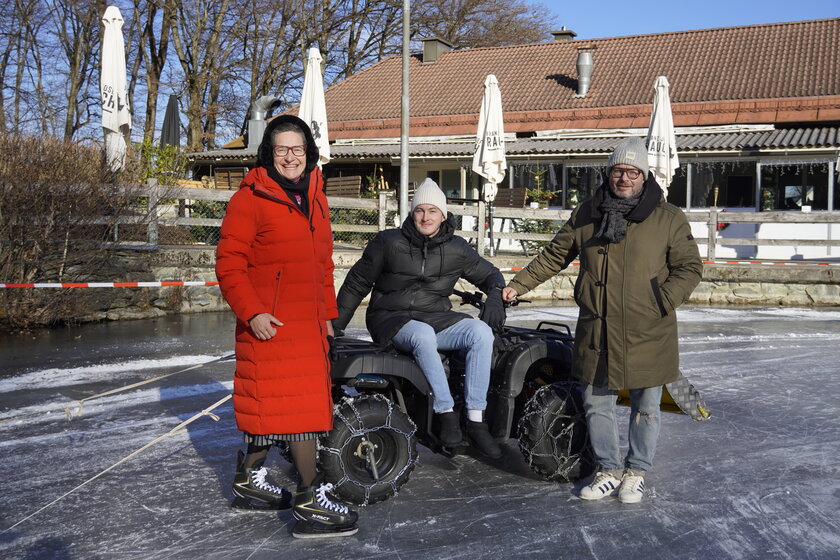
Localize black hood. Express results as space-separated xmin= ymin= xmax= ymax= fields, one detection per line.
xmin=256 ymin=114 xmax=320 ymax=172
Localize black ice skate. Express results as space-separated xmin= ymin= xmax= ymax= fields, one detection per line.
xmin=230 ymin=450 xmax=292 ymax=510
xmin=292 ymin=520 xmax=359 ymax=539
xmin=292 ymin=478 xmax=359 ymax=537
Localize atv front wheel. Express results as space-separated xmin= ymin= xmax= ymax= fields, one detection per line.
xmin=319 ymin=394 xmax=418 ymax=505
xmin=517 ymin=383 xmax=594 ymax=482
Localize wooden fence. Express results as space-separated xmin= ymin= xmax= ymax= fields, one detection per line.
xmin=127 ymin=182 xmax=840 ymax=260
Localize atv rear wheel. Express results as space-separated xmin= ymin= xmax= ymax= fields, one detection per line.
xmin=517 ymin=383 xmax=594 ymax=482
xmin=319 ymin=394 xmax=418 ymax=505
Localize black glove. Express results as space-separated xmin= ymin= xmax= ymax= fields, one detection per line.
xmin=478 ymin=288 xmax=506 ymax=333
xmin=327 ymin=335 xmax=339 ymax=362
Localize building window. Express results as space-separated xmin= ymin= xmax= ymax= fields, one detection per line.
xmin=440 ymin=168 xmax=462 ymax=198
xmin=760 ymin=163 xmax=829 ymax=211
xmin=834 ymin=167 xmax=839 ymax=211
xmin=511 ymin=163 xmax=562 ymax=205
xmin=666 ymin=167 xmax=688 ymax=208
xmin=214 ymin=167 xmax=249 ymax=189
xmin=690 ymin=161 xmax=756 ymax=208
xmin=566 ymin=166 xmax=604 ymax=208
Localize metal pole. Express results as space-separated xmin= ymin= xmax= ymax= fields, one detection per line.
xmin=476 ymin=201 xmax=486 ymax=255
xmin=399 ymin=0 xmax=410 ymax=222
xmin=828 ymin=159 xmax=835 ymax=255
xmin=487 ymin=182 xmax=495 ymax=256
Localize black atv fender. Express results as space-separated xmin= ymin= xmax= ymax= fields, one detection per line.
xmin=331 ymin=351 xmax=431 ymax=395
xmin=329 ymin=344 xmax=438 ymax=438
xmin=487 ymin=337 xmax=574 ymax=439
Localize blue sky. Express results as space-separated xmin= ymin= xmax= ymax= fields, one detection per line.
xmin=542 ymin=0 xmax=840 ymax=39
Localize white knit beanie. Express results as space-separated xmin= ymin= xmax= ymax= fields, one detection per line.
xmin=607 ymin=137 xmax=650 ymax=177
xmin=411 ymin=178 xmax=448 ymax=216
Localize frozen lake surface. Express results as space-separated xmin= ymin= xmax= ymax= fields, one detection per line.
xmin=1 ymin=305 xmax=839 ymax=559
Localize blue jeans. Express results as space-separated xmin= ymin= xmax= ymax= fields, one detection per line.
xmin=582 ymin=384 xmax=663 ymax=472
xmin=391 ymin=319 xmax=494 ymax=413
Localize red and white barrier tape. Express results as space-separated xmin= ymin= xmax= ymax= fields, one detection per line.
xmin=0 ymin=281 xmax=220 ymax=288
xmin=498 ymin=260 xmax=839 ymax=272
xmin=701 ymin=260 xmax=839 ymax=266
xmin=2 ymin=259 xmax=837 ymax=288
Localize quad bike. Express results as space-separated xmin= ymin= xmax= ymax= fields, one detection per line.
xmin=318 ymin=290 xmax=709 ymax=506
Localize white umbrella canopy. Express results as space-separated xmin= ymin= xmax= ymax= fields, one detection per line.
xmin=472 ymin=74 xmax=507 ymax=203
xmin=100 ymin=5 xmax=131 ymax=172
xmin=646 ymin=75 xmax=679 ymax=198
xmin=298 ymin=47 xmax=330 ymax=167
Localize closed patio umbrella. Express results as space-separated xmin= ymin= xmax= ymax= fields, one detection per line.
xmin=472 ymin=74 xmax=507 ymax=255
xmin=160 ymin=94 xmax=180 ymax=149
xmin=646 ymin=75 xmax=679 ymax=198
xmin=298 ymin=47 xmax=330 ymax=167
xmin=100 ymin=5 xmax=131 ymax=172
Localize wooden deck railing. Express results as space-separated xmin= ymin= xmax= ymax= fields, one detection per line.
xmin=123 ymin=181 xmax=840 ymax=260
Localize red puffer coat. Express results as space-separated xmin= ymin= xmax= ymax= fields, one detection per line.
xmin=215 ymin=166 xmax=337 ymax=435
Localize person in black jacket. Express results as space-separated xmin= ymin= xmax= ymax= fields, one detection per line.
xmin=334 ymin=179 xmax=506 ymax=458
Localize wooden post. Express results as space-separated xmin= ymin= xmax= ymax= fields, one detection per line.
xmin=378 ymin=191 xmax=388 ymax=231
xmin=147 ymin=178 xmax=159 ymax=247
xmin=708 ymin=208 xmax=717 ymax=261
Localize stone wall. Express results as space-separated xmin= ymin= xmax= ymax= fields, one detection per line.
xmin=81 ymin=248 xmax=226 ymax=322
xmin=92 ymin=248 xmax=840 ymax=321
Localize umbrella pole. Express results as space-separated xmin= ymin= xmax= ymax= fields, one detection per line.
xmin=487 ymin=199 xmax=495 ymax=257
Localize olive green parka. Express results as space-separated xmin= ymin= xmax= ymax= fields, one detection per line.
xmin=508 ymin=176 xmax=702 ymax=390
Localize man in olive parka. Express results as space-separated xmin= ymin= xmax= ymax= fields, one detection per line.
xmin=502 ymin=137 xmax=702 ymax=503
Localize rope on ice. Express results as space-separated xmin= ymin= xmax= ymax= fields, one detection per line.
xmin=62 ymin=353 xmax=235 ymax=419
xmin=1 ymin=393 xmax=233 ymax=533
xmin=0 ymin=353 xmax=234 ymax=426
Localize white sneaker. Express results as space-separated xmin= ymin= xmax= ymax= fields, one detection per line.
xmin=618 ymin=469 xmax=646 ymax=503
xmin=579 ymin=471 xmax=621 ymax=500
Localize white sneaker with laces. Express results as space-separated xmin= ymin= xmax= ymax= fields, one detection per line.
xmin=618 ymin=469 xmax=646 ymax=503
xmin=579 ymin=471 xmax=621 ymax=500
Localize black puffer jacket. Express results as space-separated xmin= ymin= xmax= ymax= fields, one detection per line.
xmin=335 ymin=214 xmax=505 ymax=344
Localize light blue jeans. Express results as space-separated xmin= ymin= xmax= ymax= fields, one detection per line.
xmin=582 ymin=384 xmax=663 ymax=472
xmin=391 ymin=319 xmax=494 ymax=413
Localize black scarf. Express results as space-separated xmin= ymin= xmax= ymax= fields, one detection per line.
xmin=594 ymin=191 xmax=642 ymax=243
xmin=266 ymin=165 xmax=310 ymax=217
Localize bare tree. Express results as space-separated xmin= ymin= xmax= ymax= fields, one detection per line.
xmin=334 ymin=0 xmax=402 ymax=79
xmin=237 ymin=0 xmax=302 ymax=108
xmin=0 ymin=1 xmax=52 ymax=134
xmin=413 ymin=0 xmax=558 ymax=48
xmin=48 ymin=0 xmax=107 ymax=140
xmin=132 ymin=0 xmax=172 ymax=141
xmin=169 ymin=0 xmax=243 ymax=150
xmin=0 ymin=3 xmax=15 ymax=133
xmin=0 ymin=0 xmax=560 ymax=146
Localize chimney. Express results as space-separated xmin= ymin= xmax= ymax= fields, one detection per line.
xmin=574 ymin=51 xmax=593 ymax=97
xmin=247 ymin=95 xmax=278 ymax=149
xmin=551 ymin=27 xmax=577 ymax=41
xmin=420 ymin=37 xmax=454 ymax=63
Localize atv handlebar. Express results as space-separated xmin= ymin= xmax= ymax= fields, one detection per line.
xmin=452 ymin=289 xmax=529 ymax=309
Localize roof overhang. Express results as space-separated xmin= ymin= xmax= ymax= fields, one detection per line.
xmin=186 ymin=124 xmax=840 ymax=166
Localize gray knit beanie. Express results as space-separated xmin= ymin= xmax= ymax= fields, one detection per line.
xmin=607 ymin=137 xmax=649 ymax=177
xmin=412 ymin=178 xmax=448 ymax=216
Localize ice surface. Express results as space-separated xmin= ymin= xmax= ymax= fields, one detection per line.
xmin=1 ymin=307 xmax=838 ymax=559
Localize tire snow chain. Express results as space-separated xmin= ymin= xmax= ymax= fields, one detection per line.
xmin=320 ymin=394 xmax=417 ymax=505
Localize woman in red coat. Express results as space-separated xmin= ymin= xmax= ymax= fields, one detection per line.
xmin=216 ymin=114 xmax=358 ymax=538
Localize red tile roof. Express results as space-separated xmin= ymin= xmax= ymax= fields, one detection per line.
xmin=323 ymin=18 xmax=840 ymax=139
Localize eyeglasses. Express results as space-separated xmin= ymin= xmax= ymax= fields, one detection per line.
xmin=273 ymin=145 xmax=306 ymax=156
xmin=610 ymin=167 xmax=642 ymax=180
